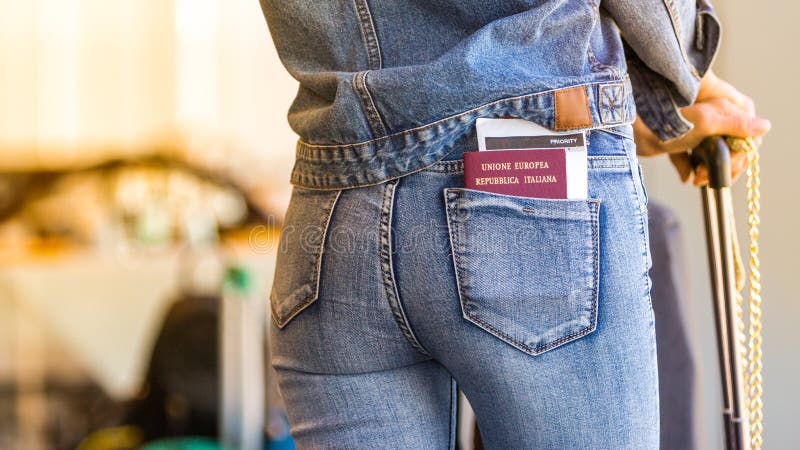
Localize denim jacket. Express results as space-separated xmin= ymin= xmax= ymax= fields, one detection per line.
xmin=260 ymin=0 xmax=720 ymax=189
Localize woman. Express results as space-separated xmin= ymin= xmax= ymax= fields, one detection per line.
xmin=260 ymin=1 xmax=769 ymax=448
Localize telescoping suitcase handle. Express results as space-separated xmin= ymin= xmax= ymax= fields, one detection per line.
xmin=692 ymin=136 xmax=763 ymax=450
xmin=694 ymin=137 xmax=732 ymax=188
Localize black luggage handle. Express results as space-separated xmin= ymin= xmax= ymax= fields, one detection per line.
xmin=692 ymin=135 xmax=751 ymax=450
xmin=691 ymin=136 xmax=732 ymax=189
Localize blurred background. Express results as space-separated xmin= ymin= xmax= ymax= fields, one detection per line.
xmin=0 ymin=0 xmax=296 ymax=449
xmin=640 ymin=3 xmax=799 ymax=449
xmin=0 ymin=0 xmax=796 ymax=449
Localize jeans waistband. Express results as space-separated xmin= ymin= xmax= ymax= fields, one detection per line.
xmin=291 ymin=77 xmax=635 ymax=190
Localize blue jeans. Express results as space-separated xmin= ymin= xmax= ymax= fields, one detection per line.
xmin=270 ymin=126 xmax=658 ymax=449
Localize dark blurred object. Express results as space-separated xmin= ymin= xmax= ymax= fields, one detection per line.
xmin=123 ymin=294 xmax=220 ymax=442
xmin=0 ymin=376 xmax=125 ymax=450
xmin=0 ymin=157 xmax=262 ymax=248
xmin=0 ymin=172 xmax=58 ymax=221
xmin=470 ymin=202 xmax=698 ymax=450
xmin=648 ymin=202 xmax=697 ymax=450
xmin=119 ymin=292 xmax=292 ymax=449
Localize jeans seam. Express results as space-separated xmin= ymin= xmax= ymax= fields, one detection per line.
xmin=595 ymin=127 xmax=634 ymax=141
xmin=448 ymin=378 xmax=457 ymax=450
xmin=425 ymin=157 xmax=630 ymax=175
xmin=353 ymin=70 xmax=388 ymax=138
xmin=591 ymin=164 xmax=627 ymax=169
xmin=625 ymin=141 xmax=653 ymax=311
xmin=379 ymin=179 xmax=430 ymax=356
xmin=352 ymin=0 xmax=382 ymax=70
xmin=296 ymin=78 xmax=632 ymax=153
xmin=423 ymin=160 xmax=465 ymax=173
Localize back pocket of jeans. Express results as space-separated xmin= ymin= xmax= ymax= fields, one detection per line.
xmin=444 ymin=188 xmax=600 ymax=355
xmin=270 ymin=187 xmax=341 ymax=329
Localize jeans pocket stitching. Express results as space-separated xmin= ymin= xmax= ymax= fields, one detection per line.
xmin=270 ymin=286 xmax=315 ymax=329
xmin=445 ymin=189 xmax=471 ymax=318
xmin=381 ymin=179 xmax=430 ymax=356
xmin=270 ymin=189 xmax=342 ymax=328
xmin=444 ymin=188 xmax=601 ymax=356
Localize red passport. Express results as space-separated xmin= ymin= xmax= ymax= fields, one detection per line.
xmin=463 ymin=148 xmax=567 ymax=198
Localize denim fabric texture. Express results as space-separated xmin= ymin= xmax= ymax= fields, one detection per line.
xmin=269 ymin=127 xmax=659 ymax=448
xmin=260 ymin=0 xmax=720 ymax=189
xmin=258 ymin=1 xmax=714 ymax=446
xmin=443 ymin=189 xmax=601 ymax=355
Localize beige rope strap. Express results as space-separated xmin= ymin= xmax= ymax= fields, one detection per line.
xmin=725 ymin=136 xmax=763 ymax=449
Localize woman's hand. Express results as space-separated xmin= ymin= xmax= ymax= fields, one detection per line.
xmin=634 ymin=71 xmax=771 ymax=185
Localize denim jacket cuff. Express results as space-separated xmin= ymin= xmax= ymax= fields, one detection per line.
xmin=687 ymin=0 xmax=722 ymax=80
xmin=628 ymin=54 xmax=694 ymax=141
xmin=622 ymin=0 xmax=722 ymax=141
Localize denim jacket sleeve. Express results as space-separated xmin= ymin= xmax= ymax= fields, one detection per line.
xmin=603 ymin=0 xmax=722 ymax=141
